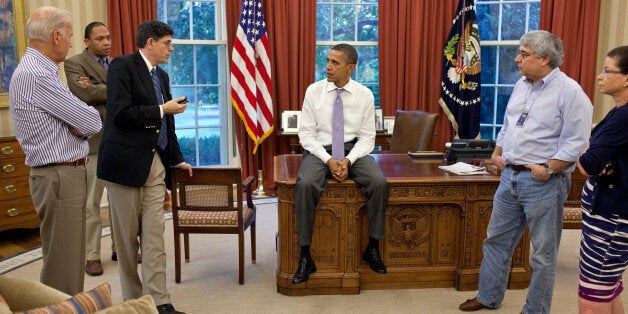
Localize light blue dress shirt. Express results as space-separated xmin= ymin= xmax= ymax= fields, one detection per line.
xmin=496 ymin=68 xmax=592 ymax=172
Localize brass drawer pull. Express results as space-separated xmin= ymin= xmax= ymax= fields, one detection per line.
xmin=7 ymin=208 xmax=19 ymax=217
xmin=2 ymin=164 xmax=15 ymax=173
xmin=1 ymin=146 xmax=14 ymax=155
xmin=4 ymin=185 xmax=16 ymax=193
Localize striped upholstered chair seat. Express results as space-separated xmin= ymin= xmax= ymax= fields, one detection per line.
xmin=563 ymin=206 xmax=582 ymax=229
xmin=177 ymin=207 xmax=255 ymax=227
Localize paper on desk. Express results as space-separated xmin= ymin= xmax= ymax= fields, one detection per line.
xmin=439 ymin=162 xmax=488 ymax=175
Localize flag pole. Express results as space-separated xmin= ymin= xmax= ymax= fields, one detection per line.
xmin=253 ymin=143 xmax=268 ymax=198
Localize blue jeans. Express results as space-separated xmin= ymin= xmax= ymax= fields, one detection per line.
xmin=476 ymin=168 xmax=570 ymax=314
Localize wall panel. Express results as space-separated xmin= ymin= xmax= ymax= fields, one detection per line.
xmin=594 ymin=0 xmax=628 ymax=122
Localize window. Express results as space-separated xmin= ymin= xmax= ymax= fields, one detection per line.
xmin=158 ymin=0 xmax=230 ymax=166
xmin=476 ymin=0 xmax=541 ymax=139
xmin=316 ymin=0 xmax=379 ymax=106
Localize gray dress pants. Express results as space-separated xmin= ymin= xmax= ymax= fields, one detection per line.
xmin=294 ymin=149 xmax=389 ymax=246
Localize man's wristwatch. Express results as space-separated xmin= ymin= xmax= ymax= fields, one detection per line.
xmin=541 ymin=163 xmax=554 ymax=176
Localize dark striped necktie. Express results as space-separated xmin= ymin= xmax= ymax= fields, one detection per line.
xmin=151 ymin=68 xmax=168 ymax=150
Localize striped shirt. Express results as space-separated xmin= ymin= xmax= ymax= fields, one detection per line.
xmin=9 ymin=47 xmax=102 ymax=167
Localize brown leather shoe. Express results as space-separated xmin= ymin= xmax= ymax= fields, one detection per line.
xmin=85 ymin=260 xmax=103 ymax=276
xmin=459 ymin=298 xmax=489 ymax=311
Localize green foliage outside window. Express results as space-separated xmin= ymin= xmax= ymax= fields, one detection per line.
xmin=159 ymin=0 xmax=228 ymax=166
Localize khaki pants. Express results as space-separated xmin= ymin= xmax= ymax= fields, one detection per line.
xmin=30 ymin=165 xmax=87 ymax=295
xmin=85 ymin=152 xmax=112 ymax=260
xmin=106 ymin=152 xmax=169 ymax=305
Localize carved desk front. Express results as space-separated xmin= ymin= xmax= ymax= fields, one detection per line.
xmin=274 ymin=154 xmax=530 ymax=296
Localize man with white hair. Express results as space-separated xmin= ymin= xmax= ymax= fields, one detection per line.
xmin=9 ymin=6 xmax=101 ymax=295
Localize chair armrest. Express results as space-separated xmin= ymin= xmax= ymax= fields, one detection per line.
xmin=242 ymin=176 xmax=255 ymax=192
xmin=242 ymin=176 xmax=256 ymax=209
xmin=0 ymin=276 xmax=70 ymax=311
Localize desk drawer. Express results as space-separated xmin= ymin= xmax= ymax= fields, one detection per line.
xmin=0 ymin=139 xmax=25 ymax=157
xmin=0 ymin=156 xmax=29 ymax=179
xmin=0 ymin=177 xmax=30 ymax=202
xmin=0 ymin=197 xmax=39 ymax=231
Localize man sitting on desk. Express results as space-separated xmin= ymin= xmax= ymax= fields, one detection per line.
xmin=292 ymin=43 xmax=389 ymax=284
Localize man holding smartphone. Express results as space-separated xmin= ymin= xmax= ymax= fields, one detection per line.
xmin=97 ymin=20 xmax=191 ymax=314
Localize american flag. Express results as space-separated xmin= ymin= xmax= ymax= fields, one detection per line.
xmin=230 ymin=0 xmax=273 ymax=153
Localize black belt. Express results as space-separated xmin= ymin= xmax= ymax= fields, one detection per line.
xmin=507 ymin=164 xmax=529 ymax=172
xmin=38 ymin=158 xmax=87 ymax=168
xmin=323 ymin=138 xmax=358 ymax=152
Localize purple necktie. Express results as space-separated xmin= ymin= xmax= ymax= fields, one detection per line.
xmin=332 ymin=88 xmax=344 ymax=160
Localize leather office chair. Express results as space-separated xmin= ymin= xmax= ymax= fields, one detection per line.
xmin=170 ymin=167 xmax=256 ymax=284
xmin=388 ymin=110 xmax=439 ymax=153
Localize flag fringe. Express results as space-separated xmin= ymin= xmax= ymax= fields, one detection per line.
xmin=231 ymin=97 xmax=274 ymax=154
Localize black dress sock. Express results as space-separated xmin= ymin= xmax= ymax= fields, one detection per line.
xmin=368 ymin=237 xmax=379 ymax=249
xmin=300 ymin=245 xmax=311 ymax=258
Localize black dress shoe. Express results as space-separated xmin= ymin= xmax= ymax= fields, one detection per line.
xmin=111 ymin=252 xmax=141 ymax=263
xmin=291 ymin=256 xmax=317 ymax=284
xmin=156 ymin=303 xmax=185 ymax=314
xmin=362 ymin=247 xmax=387 ymax=274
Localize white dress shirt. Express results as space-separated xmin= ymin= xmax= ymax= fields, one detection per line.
xmin=298 ymin=78 xmax=375 ymax=164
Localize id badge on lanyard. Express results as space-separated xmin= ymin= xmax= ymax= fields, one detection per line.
xmin=516 ymin=112 xmax=529 ymax=127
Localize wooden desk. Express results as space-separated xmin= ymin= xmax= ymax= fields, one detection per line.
xmin=274 ymin=154 xmax=530 ymax=295
xmin=277 ymin=132 xmax=393 ymax=154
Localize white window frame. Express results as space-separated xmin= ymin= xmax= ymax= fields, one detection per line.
xmin=316 ymin=1 xmax=379 ymax=106
xmin=477 ymin=0 xmax=541 ymax=139
xmin=159 ymin=0 xmax=238 ymax=166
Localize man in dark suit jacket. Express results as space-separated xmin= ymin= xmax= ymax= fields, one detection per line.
xmin=97 ymin=20 xmax=191 ymax=314
xmin=64 ymin=21 xmax=112 ymax=277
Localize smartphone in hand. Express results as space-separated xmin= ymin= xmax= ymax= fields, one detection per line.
xmin=177 ymin=97 xmax=188 ymax=104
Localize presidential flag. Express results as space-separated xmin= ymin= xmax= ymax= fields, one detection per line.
xmin=230 ymin=0 xmax=273 ymax=153
xmin=439 ymin=0 xmax=481 ymax=139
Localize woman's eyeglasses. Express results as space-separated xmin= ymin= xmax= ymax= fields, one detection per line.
xmin=601 ymin=69 xmax=624 ymax=76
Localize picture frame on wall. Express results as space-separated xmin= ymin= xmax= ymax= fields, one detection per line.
xmin=374 ymin=108 xmax=384 ymax=132
xmin=384 ymin=116 xmax=395 ymax=134
xmin=281 ymin=111 xmax=301 ymax=133
xmin=0 ymin=0 xmax=26 ymax=108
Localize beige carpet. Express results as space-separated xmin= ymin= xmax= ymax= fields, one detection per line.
xmin=3 ymin=200 xmax=627 ymax=313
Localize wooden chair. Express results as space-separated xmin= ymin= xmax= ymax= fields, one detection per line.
xmin=562 ymin=170 xmax=586 ymax=229
xmin=170 ymin=167 xmax=256 ymax=284
xmin=388 ymin=110 xmax=439 ymax=153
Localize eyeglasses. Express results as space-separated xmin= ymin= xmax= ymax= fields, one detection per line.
xmin=518 ymin=50 xmax=535 ymax=59
xmin=154 ymin=39 xmax=173 ymax=48
xmin=601 ymin=69 xmax=624 ymax=76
